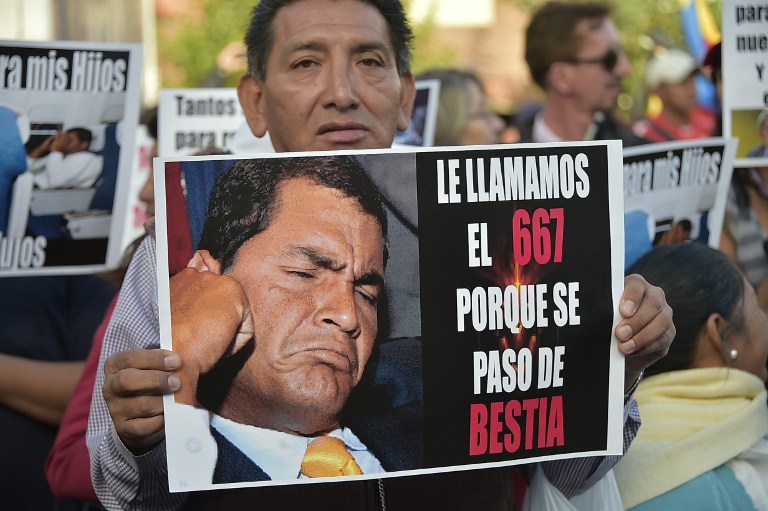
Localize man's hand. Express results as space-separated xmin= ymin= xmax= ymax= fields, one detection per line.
xmin=170 ymin=266 xmax=254 ymax=407
xmin=102 ymin=348 xmax=181 ymax=456
xmin=616 ymin=274 xmax=675 ymax=393
xmin=28 ymin=134 xmax=55 ymax=159
xmin=49 ymin=132 xmax=68 ymax=153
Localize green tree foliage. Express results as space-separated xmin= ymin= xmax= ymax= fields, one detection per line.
xmin=157 ymin=0 xmax=252 ymax=88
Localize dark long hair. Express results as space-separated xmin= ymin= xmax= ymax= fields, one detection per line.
xmin=627 ymin=243 xmax=746 ymax=377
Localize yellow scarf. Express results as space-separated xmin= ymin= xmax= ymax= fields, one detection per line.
xmin=614 ymin=367 xmax=768 ymax=509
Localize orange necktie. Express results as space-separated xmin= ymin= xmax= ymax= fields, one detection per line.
xmin=300 ymin=435 xmax=363 ymax=477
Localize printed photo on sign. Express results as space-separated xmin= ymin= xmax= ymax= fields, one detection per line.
xmin=155 ymin=143 xmax=625 ymax=492
xmin=0 ymin=40 xmax=142 ymax=276
xmin=393 ymin=79 xmax=440 ymax=147
xmin=622 ymin=138 xmax=737 ymax=267
xmin=720 ymin=1 xmax=768 ymax=167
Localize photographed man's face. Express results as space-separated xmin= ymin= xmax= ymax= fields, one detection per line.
xmin=238 ymin=0 xmax=415 ymax=152
xmin=760 ymin=118 xmax=768 ymax=145
xmin=569 ymin=18 xmax=630 ymax=114
xmin=657 ymin=74 xmax=698 ymax=117
xmin=225 ymin=177 xmax=385 ymax=434
xmin=61 ymin=131 xmax=89 ymax=154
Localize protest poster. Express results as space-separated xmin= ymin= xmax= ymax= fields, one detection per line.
xmin=0 ymin=40 xmax=142 ymax=276
xmin=721 ymin=1 xmax=768 ymax=166
xmin=393 ymin=79 xmax=440 ymax=147
xmin=622 ymin=138 xmax=737 ymax=265
xmin=155 ymin=141 xmax=625 ymax=491
xmin=119 ymin=119 xmax=155 ymax=250
xmin=158 ymin=88 xmax=255 ymax=157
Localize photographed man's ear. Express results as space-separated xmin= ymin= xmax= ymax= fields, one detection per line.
xmin=237 ymin=73 xmax=268 ymax=138
xmin=187 ymin=249 xmax=222 ymax=275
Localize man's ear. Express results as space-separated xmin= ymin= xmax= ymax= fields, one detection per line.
xmin=187 ymin=249 xmax=222 ymax=275
xmin=547 ymin=62 xmax=575 ymax=95
xmin=396 ymin=72 xmax=417 ymax=132
xmin=237 ymin=73 xmax=268 ymax=138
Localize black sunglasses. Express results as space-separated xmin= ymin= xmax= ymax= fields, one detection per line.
xmin=564 ymin=48 xmax=621 ymax=72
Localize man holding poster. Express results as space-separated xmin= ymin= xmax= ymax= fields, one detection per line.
xmin=88 ymin=0 xmax=675 ymax=509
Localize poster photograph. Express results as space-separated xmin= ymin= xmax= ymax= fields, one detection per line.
xmin=393 ymin=79 xmax=440 ymax=147
xmin=721 ymin=1 xmax=768 ymax=166
xmin=0 ymin=39 xmax=142 ymax=276
xmin=622 ymin=137 xmax=737 ymax=256
xmin=155 ymin=141 xmax=625 ymax=492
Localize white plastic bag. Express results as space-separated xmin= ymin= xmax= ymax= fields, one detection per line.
xmin=523 ymin=466 xmax=624 ymax=511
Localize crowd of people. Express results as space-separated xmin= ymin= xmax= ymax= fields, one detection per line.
xmin=1 ymin=1 xmax=767 ymax=510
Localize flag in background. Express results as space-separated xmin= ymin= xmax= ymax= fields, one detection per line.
xmin=679 ymin=0 xmax=721 ymax=112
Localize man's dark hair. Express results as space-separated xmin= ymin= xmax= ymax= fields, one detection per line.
xmin=67 ymin=127 xmax=93 ymax=146
xmin=525 ymin=1 xmax=612 ymax=89
xmin=627 ymin=242 xmax=746 ymax=378
xmin=244 ymin=0 xmax=413 ymax=80
xmin=140 ymin=107 xmax=158 ymax=141
xmin=198 ymin=155 xmax=388 ymax=272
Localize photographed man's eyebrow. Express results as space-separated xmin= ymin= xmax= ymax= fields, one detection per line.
xmin=293 ymin=246 xmax=384 ymax=287
xmin=294 ymin=246 xmax=342 ymax=271
xmin=355 ymin=271 xmax=384 ymax=289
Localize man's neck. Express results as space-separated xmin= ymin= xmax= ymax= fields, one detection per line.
xmin=658 ymin=107 xmax=691 ymax=128
xmin=218 ymin=382 xmax=340 ymax=436
xmin=540 ymin=98 xmax=597 ymax=142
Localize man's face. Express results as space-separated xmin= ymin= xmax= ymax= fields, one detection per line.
xmin=238 ymin=0 xmax=415 ymax=152
xmin=657 ymin=74 xmax=698 ymax=117
xmin=60 ymin=131 xmax=89 ymax=154
xmin=760 ymin=118 xmax=768 ymax=145
xmin=457 ymin=80 xmax=504 ymax=146
xmin=226 ymin=177 xmax=385 ymax=434
xmin=567 ymin=18 xmax=631 ymax=114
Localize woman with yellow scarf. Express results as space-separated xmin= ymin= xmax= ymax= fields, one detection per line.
xmin=614 ymin=243 xmax=768 ymax=510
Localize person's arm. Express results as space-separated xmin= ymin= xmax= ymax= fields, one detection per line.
xmin=28 ymin=134 xmax=54 ymax=160
xmin=0 ymin=354 xmax=84 ymax=426
xmin=539 ymin=384 xmax=642 ymax=497
xmin=538 ymin=274 xmax=673 ymax=497
xmin=32 ymin=151 xmax=102 ymax=189
xmin=86 ymin=237 xmax=187 ymax=511
xmin=45 ymin=298 xmax=117 ymax=502
xmin=616 ymin=274 xmax=674 ymax=393
xmin=170 ymin=254 xmax=254 ymax=408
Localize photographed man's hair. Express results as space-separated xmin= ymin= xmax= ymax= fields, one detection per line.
xmin=68 ymin=127 xmax=93 ymax=146
xmin=627 ymin=242 xmax=746 ymax=377
xmin=525 ymin=1 xmax=611 ymax=89
xmin=244 ymin=0 xmax=414 ymax=80
xmin=199 ymin=155 xmax=388 ymax=272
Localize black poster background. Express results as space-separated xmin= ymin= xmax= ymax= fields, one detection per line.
xmin=416 ymin=145 xmax=614 ymax=467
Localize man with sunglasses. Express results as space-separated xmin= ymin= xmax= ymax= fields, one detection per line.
xmin=517 ymin=1 xmax=648 ymax=146
xmin=517 ymin=1 xmax=653 ymax=268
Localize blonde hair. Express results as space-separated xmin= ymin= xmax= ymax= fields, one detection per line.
xmin=416 ymin=68 xmax=483 ymax=146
